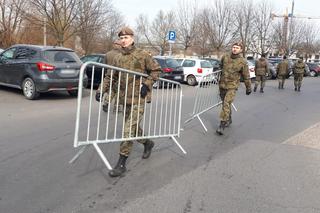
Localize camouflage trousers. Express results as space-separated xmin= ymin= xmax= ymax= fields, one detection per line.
xmin=120 ymin=104 xmax=148 ymax=156
xmin=278 ymin=75 xmax=286 ymax=87
xmin=219 ymin=88 xmax=236 ymax=122
xmin=255 ymin=75 xmax=266 ymax=89
xmin=294 ymin=73 xmax=304 ymax=88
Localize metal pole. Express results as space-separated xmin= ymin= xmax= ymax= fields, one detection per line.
xmin=288 ymin=0 xmax=294 ymax=55
xmin=43 ymin=17 xmax=47 ymax=46
xmin=169 ymin=43 xmax=172 ymax=56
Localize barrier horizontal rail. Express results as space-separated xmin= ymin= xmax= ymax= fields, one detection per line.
xmin=70 ymin=62 xmax=186 ymax=170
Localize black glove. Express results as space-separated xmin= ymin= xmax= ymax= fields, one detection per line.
xmin=140 ymin=83 xmax=150 ymax=98
xmin=246 ymin=88 xmax=251 ymax=95
xmin=95 ymin=92 xmax=101 ymax=102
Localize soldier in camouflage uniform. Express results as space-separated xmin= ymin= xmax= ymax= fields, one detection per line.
xmin=216 ymin=42 xmax=252 ymax=135
xmin=254 ymin=54 xmax=269 ymax=93
xmin=97 ymin=40 xmax=122 ymax=112
xmin=96 ymin=27 xmax=161 ymax=177
xmin=276 ymin=55 xmax=289 ymax=89
xmin=293 ymin=57 xmax=306 ymax=92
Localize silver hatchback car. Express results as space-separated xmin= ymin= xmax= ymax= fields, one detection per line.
xmin=0 ymin=44 xmax=87 ymax=100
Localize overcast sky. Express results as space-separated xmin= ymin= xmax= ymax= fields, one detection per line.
xmin=113 ymin=0 xmax=320 ymax=27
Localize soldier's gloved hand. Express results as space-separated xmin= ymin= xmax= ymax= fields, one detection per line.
xmin=140 ymin=83 xmax=150 ymax=98
xmin=246 ymin=88 xmax=251 ymax=95
xmin=95 ymin=92 xmax=101 ymax=102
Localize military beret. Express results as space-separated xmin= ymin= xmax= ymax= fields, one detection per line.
xmin=232 ymin=42 xmax=243 ymax=49
xmin=118 ymin=27 xmax=134 ymax=37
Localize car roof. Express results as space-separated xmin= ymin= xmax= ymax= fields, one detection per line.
xmin=10 ymin=44 xmax=74 ymax=52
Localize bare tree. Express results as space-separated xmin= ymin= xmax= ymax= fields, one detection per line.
xmin=76 ymin=0 xmax=113 ymax=54
xmin=176 ymin=0 xmax=198 ymax=56
xmin=30 ymin=0 xmax=80 ymax=46
xmin=232 ymin=0 xmax=254 ymax=57
xmin=204 ymin=0 xmax=234 ymax=57
xmin=0 ymin=0 xmax=28 ymax=47
xmin=250 ymin=0 xmax=274 ymax=56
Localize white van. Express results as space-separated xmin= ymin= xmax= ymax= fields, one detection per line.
xmin=175 ymin=58 xmax=214 ymax=86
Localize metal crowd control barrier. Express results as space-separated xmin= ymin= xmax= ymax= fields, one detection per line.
xmin=70 ymin=62 xmax=186 ymax=170
xmin=184 ymin=70 xmax=237 ymax=132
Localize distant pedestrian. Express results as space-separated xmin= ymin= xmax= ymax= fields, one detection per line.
xmin=293 ymin=57 xmax=306 ymax=92
xmin=276 ymin=55 xmax=289 ymax=89
xmin=216 ymin=42 xmax=252 ymax=135
xmin=254 ymin=54 xmax=269 ymax=93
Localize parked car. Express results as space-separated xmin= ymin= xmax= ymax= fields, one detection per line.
xmin=0 ymin=48 xmax=4 ymax=53
xmin=202 ymin=57 xmax=221 ymax=71
xmin=80 ymin=54 xmax=105 ymax=87
xmin=268 ymin=58 xmax=293 ymax=78
xmin=306 ymin=62 xmax=320 ymax=77
xmin=0 ymin=44 xmax=87 ymax=100
xmin=153 ymin=56 xmax=184 ymax=87
xmin=247 ymin=60 xmax=256 ymax=79
xmin=175 ymin=58 xmax=214 ymax=86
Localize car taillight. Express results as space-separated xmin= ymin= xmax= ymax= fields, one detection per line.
xmin=37 ymin=62 xmax=55 ymax=72
xmin=163 ymin=68 xmax=173 ymax=72
xmin=197 ymin=68 xmax=202 ymax=73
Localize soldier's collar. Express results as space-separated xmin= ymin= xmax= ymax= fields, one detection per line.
xmin=121 ymin=44 xmax=135 ymax=55
xmin=230 ymin=53 xmax=241 ymax=59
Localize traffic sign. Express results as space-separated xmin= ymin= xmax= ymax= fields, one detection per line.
xmin=168 ymin=31 xmax=176 ymax=43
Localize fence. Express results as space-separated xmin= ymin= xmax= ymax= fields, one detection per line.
xmin=184 ymin=70 xmax=237 ymax=132
xmin=70 ymin=62 xmax=186 ymax=170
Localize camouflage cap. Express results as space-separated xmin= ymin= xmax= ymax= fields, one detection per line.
xmin=118 ymin=27 xmax=134 ymax=37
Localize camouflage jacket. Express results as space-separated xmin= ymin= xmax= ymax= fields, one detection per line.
xmin=293 ymin=60 xmax=305 ymax=74
xmin=277 ymin=60 xmax=289 ymax=76
xmin=219 ymin=53 xmax=251 ymax=90
xmin=255 ymin=57 xmax=269 ymax=76
xmin=105 ymin=48 xmax=121 ymax=65
xmin=100 ymin=45 xmax=160 ymax=105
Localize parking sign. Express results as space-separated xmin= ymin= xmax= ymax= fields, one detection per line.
xmin=168 ymin=31 xmax=176 ymax=43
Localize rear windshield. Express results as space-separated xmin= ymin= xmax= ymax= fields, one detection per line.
xmin=81 ymin=55 xmax=103 ymax=63
xmin=43 ymin=50 xmax=81 ymax=63
xmin=164 ymin=58 xmax=180 ymax=68
xmin=201 ymin=61 xmax=213 ymax=68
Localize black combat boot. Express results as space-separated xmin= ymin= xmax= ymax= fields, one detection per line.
xmin=278 ymin=82 xmax=281 ymax=89
xmin=108 ymin=154 xmax=128 ymax=177
xmin=216 ymin=121 xmax=226 ymax=135
xmin=294 ymin=87 xmax=297 ymax=91
xmin=260 ymin=88 xmax=264 ymax=93
xmin=253 ymin=86 xmax=257 ymax=92
xmin=298 ymin=86 xmax=301 ymax=92
xmin=142 ymin=140 xmax=154 ymax=159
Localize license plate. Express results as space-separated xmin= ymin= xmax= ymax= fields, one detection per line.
xmin=61 ymin=69 xmax=75 ymax=74
xmin=174 ymin=76 xmax=182 ymax=79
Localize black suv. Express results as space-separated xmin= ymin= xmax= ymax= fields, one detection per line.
xmin=153 ymin=56 xmax=184 ymax=85
xmin=80 ymin=54 xmax=105 ymax=88
xmin=0 ymin=44 xmax=87 ymax=100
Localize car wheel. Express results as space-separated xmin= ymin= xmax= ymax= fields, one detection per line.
xmin=187 ymin=75 xmax=197 ymax=86
xmin=22 ymin=77 xmax=39 ymax=100
xmin=68 ymin=90 xmax=78 ymax=97
xmin=310 ymin=71 xmax=316 ymax=77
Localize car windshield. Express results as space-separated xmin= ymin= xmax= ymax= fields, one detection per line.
xmin=201 ymin=61 xmax=213 ymax=68
xmin=43 ymin=50 xmax=80 ymax=63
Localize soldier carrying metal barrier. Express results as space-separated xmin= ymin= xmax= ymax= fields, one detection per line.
xmin=95 ymin=27 xmax=161 ymax=177
xmin=216 ymin=42 xmax=251 ymax=135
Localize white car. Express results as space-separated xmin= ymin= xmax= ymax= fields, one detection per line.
xmin=0 ymin=48 xmax=4 ymax=54
xmin=175 ymin=58 xmax=214 ymax=86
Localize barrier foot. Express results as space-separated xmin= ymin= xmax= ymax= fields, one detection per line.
xmin=93 ymin=143 xmax=113 ymax=170
xmin=69 ymin=145 xmax=88 ymax=164
xmin=232 ymin=103 xmax=238 ymax=111
xmin=171 ymin=136 xmax=187 ymax=154
xmin=197 ymin=115 xmax=208 ymax=132
xmin=184 ymin=116 xmax=195 ymax=124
